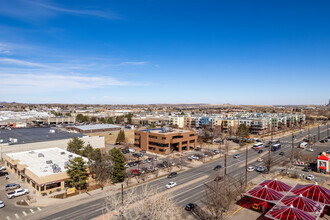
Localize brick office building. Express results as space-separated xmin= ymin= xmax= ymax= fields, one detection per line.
xmin=134 ymin=127 xmax=197 ymax=155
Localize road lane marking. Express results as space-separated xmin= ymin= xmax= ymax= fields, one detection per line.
xmin=37 ymin=207 xmax=42 ymax=211
xmin=22 ymin=211 xmax=27 ymax=216
xmin=14 ymin=214 xmax=19 ymax=219
xmin=6 ymin=217 xmax=11 ymax=220
xmin=30 ymin=209 xmax=34 ymax=214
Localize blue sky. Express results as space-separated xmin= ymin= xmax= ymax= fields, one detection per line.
xmin=0 ymin=0 xmax=329 ymax=105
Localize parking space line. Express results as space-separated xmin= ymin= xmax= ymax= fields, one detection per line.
xmin=14 ymin=213 xmax=19 ymax=219
xmin=22 ymin=211 xmax=27 ymax=216
xmin=37 ymin=207 xmax=42 ymax=211
xmin=30 ymin=208 xmax=35 ymax=213
xmin=6 ymin=217 xmax=11 ymax=220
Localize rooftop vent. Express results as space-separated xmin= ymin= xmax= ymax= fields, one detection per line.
xmin=38 ymin=153 xmax=44 ymax=157
xmin=60 ymin=152 xmax=65 ymax=155
xmin=46 ymin=160 xmax=53 ymax=164
xmin=29 ymin=151 xmax=35 ymax=154
xmin=69 ymin=154 xmax=73 ymax=158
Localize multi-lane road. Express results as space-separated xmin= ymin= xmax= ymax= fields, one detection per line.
xmin=28 ymin=125 xmax=329 ymax=220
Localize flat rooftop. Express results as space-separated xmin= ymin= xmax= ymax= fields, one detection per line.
xmin=70 ymin=124 xmax=121 ymax=131
xmin=0 ymin=127 xmax=83 ymax=144
xmin=139 ymin=128 xmax=193 ymax=134
xmin=6 ymin=147 xmax=88 ymax=178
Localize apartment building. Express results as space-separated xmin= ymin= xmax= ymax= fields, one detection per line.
xmin=134 ymin=127 xmax=197 ymax=155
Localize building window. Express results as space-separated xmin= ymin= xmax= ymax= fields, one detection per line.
xmin=162 ymin=137 xmax=166 ymax=140
xmin=173 ymin=135 xmax=183 ymax=139
xmin=182 ymin=141 xmax=187 ymax=145
xmin=189 ymin=134 xmax=195 ymax=137
xmin=46 ymin=182 xmax=61 ymax=190
xmin=149 ymin=135 xmax=158 ymax=139
xmin=149 ymin=142 xmax=168 ymax=147
xmin=189 ymin=140 xmax=195 ymax=143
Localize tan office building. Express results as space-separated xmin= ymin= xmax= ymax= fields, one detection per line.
xmin=5 ymin=148 xmax=89 ymax=196
xmin=134 ymin=128 xmax=197 ymax=155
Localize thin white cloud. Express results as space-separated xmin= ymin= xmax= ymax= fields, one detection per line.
xmin=0 ymin=73 xmax=136 ymax=94
xmin=23 ymin=0 xmax=120 ymax=19
xmin=0 ymin=44 xmax=11 ymax=55
xmin=0 ymin=58 xmax=49 ymax=68
xmin=118 ymin=61 xmax=148 ymax=66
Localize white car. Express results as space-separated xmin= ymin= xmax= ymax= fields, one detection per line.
xmin=306 ymin=148 xmax=314 ymax=152
xmin=306 ymin=175 xmax=314 ymax=181
xmin=0 ymin=166 xmax=5 ymax=171
xmin=0 ymin=200 xmax=4 ymax=208
xmin=233 ymin=154 xmax=240 ymax=159
xmin=247 ymin=166 xmax=255 ymax=172
xmin=166 ymin=182 xmax=177 ymax=189
xmin=7 ymin=189 xmax=29 ymax=199
xmin=256 ymin=166 xmax=266 ymax=172
xmin=257 ymin=158 xmax=263 ymax=162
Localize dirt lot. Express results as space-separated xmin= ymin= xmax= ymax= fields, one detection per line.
xmin=89 ymin=129 xmax=135 ymax=145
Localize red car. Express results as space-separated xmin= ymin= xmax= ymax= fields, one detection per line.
xmin=132 ymin=169 xmax=140 ymax=175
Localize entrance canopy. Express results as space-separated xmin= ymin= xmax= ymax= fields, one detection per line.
xmin=259 ymin=179 xmax=292 ymax=192
xmin=265 ymin=205 xmax=317 ymax=220
xmin=244 ymin=185 xmax=284 ymax=203
xmin=291 ymin=184 xmax=330 ymax=205
xmin=281 ymin=194 xmax=324 ymax=213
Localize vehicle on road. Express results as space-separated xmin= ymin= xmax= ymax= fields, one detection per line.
xmin=320 ymin=139 xmax=328 ymax=143
xmin=299 ymin=142 xmax=308 ymax=148
xmin=7 ymin=189 xmax=29 ymax=199
xmin=132 ymin=169 xmax=140 ymax=175
xmin=247 ymin=166 xmax=255 ymax=172
xmin=0 ymin=201 xmax=4 ymax=208
xmin=253 ymin=143 xmax=263 ymax=150
xmin=271 ymin=144 xmax=281 ymax=151
xmin=167 ymin=172 xmax=177 ymax=178
xmin=185 ymin=203 xmax=197 ymax=211
xmin=326 ymin=150 xmax=330 ymax=154
xmin=233 ymin=154 xmax=240 ymax=159
xmin=213 ymin=165 xmax=222 ymax=170
xmin=253 ymin=138 xmax=262 ymax=142
xmin=0 ymin=171 xmax=9 ymax=177
xmin=306 ymin=148 xmax=314 ymax=152
xmin=279 ymin=152 xmax=285 ymax=156
xmin=5 ymin=183 xmax=20 ymax=191
xmin=214 ymin=176 xmax=222 ymax=182
xmin=166 ymin=182 xmax=177 ymax=189
xmin=258 ymin=150 xmax=263 ymax=154
xmin=306 ymin=175 xmax=314 ymax=181
xmin=257 ymin=158 xmax=263 ymax=162
xmin=0 ymin=166 xmax=5 ymax=171
xmin=256 ymin=166 xmax=266 ymax=172
xmin=213 ymin=150 xmax=220 ymax=154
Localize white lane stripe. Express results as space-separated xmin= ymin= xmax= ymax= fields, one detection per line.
xmin=14 ymin=214 xmax=19 ymax=219
xmin=30 ymin=209 xmax=34 ymax=214
xmin=37 ymin=207 xmax=42 ymax=211
xmin=22 ymin=211 xmax=27 ymax=216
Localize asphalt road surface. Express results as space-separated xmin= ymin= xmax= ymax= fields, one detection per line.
xmin=31 ymin=125 xmax=329 ymax=220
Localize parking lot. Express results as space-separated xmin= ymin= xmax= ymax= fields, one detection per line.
xmin=0 ymin=163 xmax=43 ymax=220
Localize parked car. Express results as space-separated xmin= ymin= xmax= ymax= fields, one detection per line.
xmin=145 ymin=158 xmax=151 ymax=163
xmin=0 ymin=166 xmax=5 ymax=171
xmin=258 ymin=150 xmax=263 ymax=154
xmin=0 ymin=171 xmax=9 ymax=177
xmin=167 ymin=172 xmax=177 ymax=178
xmin=214 ymin=176 xmax=222 ymax=182
xmin=166 ymin=182 xmax=177 ymax=189
xmin=185 ymin=203 xmax=197 ymax=211
xmin=213 ymin=165 xmax=222 ymax=170
xmin=320 ymin=139 xmax=327 ymax=143
xmin=213 ymin=150 xmax=220 ymax=154
xmin=140 ymin=150 xmax=146 ymax=153
xmin=326 ymin=150 xmax=330 ymax=154
xmin=233 ymin=154 xmax=240 ymax=159
xmin=7 ymin=189 xmax=29 ymax=199
xmin=247 ymin=166 xmax=255 ymax=172
xmin=279 ymin=152 xmax=285 ymax=156
xmin=0 ymin=200 xmax=4 ymax=208
xmin=306 ymin=175 xmax=314 ymax=181
xmin=5 ymin=183 xmax=20 ymax=191
xmin=306 ymin=148 xmax=314 ymax=152
xmin=131 ymin=169 xmax=140 ymax=175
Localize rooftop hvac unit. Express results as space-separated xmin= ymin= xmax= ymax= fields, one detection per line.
xmin=29 ymin=151 xmax=35 ymax=154
xmin=69 ymin=154 xmax=73 ymax=158
xmin=38 ymin=153 xmax=44 ymax=157
xmin=60 ymin=152 xmax=65 ymax=155
xmin=46 ymin=160 xmax=53 ymax=164
xmin=53 ymin=167 xmax=62 ymax=173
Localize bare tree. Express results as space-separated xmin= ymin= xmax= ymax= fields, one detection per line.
xmin=263 ymin=156 xmax=276 ymax=174
xmin=104 ymin=185 xmax=183 ymax=220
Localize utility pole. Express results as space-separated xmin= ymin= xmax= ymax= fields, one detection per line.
xmin=224 ymin=153 xmax=227 ymax=176
xmin=327 ymin=122 xmax=329 ymax=137
xmin=291 ymin=132 xmax=294 ymax=163
xmin=268 ymin=125 xmax=272 ymax=173
xmin=318 ymin=125 xmax=320 ymax=141
xmin=308 ymin=128 xmax=310 ymax=148
xmin=245 ymin=144 xmax=248 ymax=186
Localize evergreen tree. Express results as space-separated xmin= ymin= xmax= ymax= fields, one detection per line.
xmin=107 ymin=117 xmax=114 ymax=124
xmin=65 ymin=157 xmax=88 ymax=189
xmin=109 ymin=148 xmax=126 ymax=183
xmin=67 ymin=137 xmax=84 ymax=154
xmin=116 ymin=130 xmax=126 ymax=144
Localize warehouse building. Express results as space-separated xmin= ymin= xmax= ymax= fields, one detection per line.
xmin=5 ymin=148 xmax=89 ymax=195
xmin=67 ymin=124 xmax=121 ymax=133
xmin=134 ymin=127 xmax=197 ymax=155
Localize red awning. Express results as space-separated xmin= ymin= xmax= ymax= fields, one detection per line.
xmin=291 ymin=184 xmax=330 ymax=205
xmin=319 ymin=166 xmax=326 ymax=170
xmin=281 ymin=194 xmax=323 ymax=213
xmin=244 ymin=185 xmax=284 ymax=203
xmin=259 ymin=179 xmax=292 ymax=192
xmin=317 ymin=154 xmax=329 ymax=161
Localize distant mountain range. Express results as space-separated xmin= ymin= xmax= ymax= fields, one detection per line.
xmin=0 ymin=101 xmax=16 ymax=104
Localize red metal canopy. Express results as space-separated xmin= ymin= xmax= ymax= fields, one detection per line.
xmin=265 ymin=205 xmax=317 ymax=220
xmin=317 ymin=154 xmax=329 ymax=161
xmin=244 ymin=185 xmax=284 ymax=203
xmin=281 ymin=194 xmax=324 ymax=213
xmin=259 ymin=179 xmax=292 ymax=192
xmin=291 ymin=184 xmax=330 ymax=205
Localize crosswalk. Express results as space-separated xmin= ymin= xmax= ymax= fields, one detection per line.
xmin=5 ymin=207 xmax=42 ymax=220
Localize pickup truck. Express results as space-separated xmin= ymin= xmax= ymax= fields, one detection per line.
xmin=7 ymin=189 xmax=29 ymax=199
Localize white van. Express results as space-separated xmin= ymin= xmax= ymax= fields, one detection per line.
xmin=253 ymin=143 xmax=263 ymax=150
xmin=299 ymin=142 xmax=308 ymax=149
